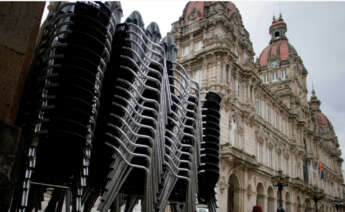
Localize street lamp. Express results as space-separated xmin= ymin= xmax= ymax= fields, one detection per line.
xmin=311 ymin=187 xmax=324 ymax=212
xmin=272 ymin=170 xmax=289 ymax=212
xmin=333 ymin=198 xmax=344 ymax=212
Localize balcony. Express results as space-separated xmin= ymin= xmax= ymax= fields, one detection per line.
xmin=221 ymin=144 xmax=258 ymax=169
xmin=182 ymin=22 xmax=201 ymax=34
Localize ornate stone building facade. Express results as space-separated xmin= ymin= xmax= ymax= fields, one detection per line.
xmin=169 ymin=2 xmax=344 ymax=212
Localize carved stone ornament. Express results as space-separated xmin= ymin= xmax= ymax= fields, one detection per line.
xmin=188 ymin=7 xmax=201 ymax=22
xmin=255 ymin=126 xmax=265 ymax=144
xmin=247 ymin=184 xmax=252 ymax=198
xmin=219 ymin=175 xmax=227 ymax=193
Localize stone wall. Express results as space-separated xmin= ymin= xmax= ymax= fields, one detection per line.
xmin=0 ymin=2 xmax=44 ymax=210
xmin=0 ymin=2 xmax=45 ymax=124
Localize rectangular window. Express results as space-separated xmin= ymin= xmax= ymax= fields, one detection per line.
xmin=256 ymin=99 xmax=261 ymax=115
xmin=285 ymin=121 xmax=289 ymax=136
xmin=195 ymin=40 xmax=203 ymax=52
xmin=193 ymin=70 xmax=203 ymax=88
xmin=259 ymin=143 xmax=263 ymax=162
xmin=226 ymin=65 xmax=230 ymax=84
xmin=244 ymin=85 xmax=247 ymax=101
xmin=281 ymin=69 xmax=287 ymax=79
xmin=286 ymin=158 xmax=289 ymax=175
xmin=182 ymin=45 xmax=190 ymax=56
xmin=269 ymin=148 xmax=273 ymax=167
xmin=237 ymin=83 xmax=240 ymax=97
xmin=263 ymin=74 xmax=268 ymax=83
xmin=256 ymin=142 xmax=260 ymax=161
xmin=278 ymin=154 xmax=282 ymax=170
xmin=273 ymin=111 xmax=276 ymax=127
xmin=266 ymin=148 xmax=270 ymax=165
xmin=266 ymin=104 xmax=270 ymax=123
xmin=272 ymin=72 xmax=278 ymax=81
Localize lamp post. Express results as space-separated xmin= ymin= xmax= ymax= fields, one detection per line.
xmin=272 ymin=170 xmax=289 ymax=212
xmin=333 ymin=199 xmax=344 ymax=212
xmin=311 ymin=188 xmax=324 ymax=212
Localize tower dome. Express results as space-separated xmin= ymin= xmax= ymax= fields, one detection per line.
xmin=309 ymin=89 xmax=335 ymax=136
xmin=258 ymin=14 xmax=298 ymax=67
xmin=182 ymin=1 xmax=239 ymax=25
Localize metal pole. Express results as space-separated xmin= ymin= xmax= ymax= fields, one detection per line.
xmin=277 ymin=183 xmax=284 ymax=212
xmin=279 ymin=183 xmax=283 ymax=209
xmin=314 ymin=198 xmax=318 ymax=212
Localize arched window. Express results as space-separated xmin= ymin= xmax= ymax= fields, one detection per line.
xmin=285 ymin=192 xmax=291 ymax=212
xmin=256 ymin=183 xmax=265 ymax=209
xmin=305 ymin=198 xmax=312 ymax=212
xmin=228 ymin=175 xmax=240 ymax=212
xmin=226 ymin=64 xmax=230 ymax=84
xmin=274 ymin=31 xmax=280 ymax=38
xmin=297 ymin=196 xmax=302 ymax=212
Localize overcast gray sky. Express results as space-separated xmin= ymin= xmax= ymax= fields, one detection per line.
xmin=42 ymin=1 xmax=345 ymax=170
xmin=120 ymin=1 xmax=345 ymax=171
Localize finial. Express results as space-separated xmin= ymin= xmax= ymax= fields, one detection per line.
xmin=279 ymin=13 xmax=283 ymax=21
xmin=273 ymin=15 xmax=276 ymax=22
xmin=312 ymin=80 xmax=315 ymax=95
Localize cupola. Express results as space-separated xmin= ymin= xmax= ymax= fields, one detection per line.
xmin=258 ymin=14 xmax=298 ymax=67
xmin=309 ymin=89 xmax=335 ymax=136
xmin=269 ymin=14 xmax=287 ymax=43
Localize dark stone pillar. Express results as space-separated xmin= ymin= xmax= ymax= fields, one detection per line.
xmin=0 ymin=2 xmax=45 ymax=210
xmin=0 ymin=122 xmax=21 ymax=211
xmin=0 ymin=2 xmax=45 ymax=124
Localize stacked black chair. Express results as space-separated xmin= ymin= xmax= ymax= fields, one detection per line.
xmin=14 ymin=2 xmax=122 ymax=211
xmin=12 ymin=3 xmax=223 ymax=211
xmin=95 ymin=11 xmax=166 ymax=212
xmin=157 ymin=36 xmax=201 ymax=212
xmin=198 ymin=91 xmax=222 ymax=212
xmin=169 ymin=82 xmax=201 ymax=212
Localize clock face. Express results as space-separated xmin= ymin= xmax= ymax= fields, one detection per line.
xmin=271 ymin=61 xmax=278 ymax=68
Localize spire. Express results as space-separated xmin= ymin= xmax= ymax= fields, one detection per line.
xmin=273 ymin=15 xmax=276 ymax=22
xmin=312 ymin=80 xmax=315 ymax=96
xmin=309 ymin=86 xmax=321 ymax=111
xmin=278 ymin=13 xmax=283 ymax=21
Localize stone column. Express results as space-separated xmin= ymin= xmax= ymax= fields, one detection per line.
xmin=218 ymin=175 xmax=229 ymax=212
xmin=239 ymin=187 xmax=245 ymax=212
xmin=273 ymin=197 xmax=277 ymax=212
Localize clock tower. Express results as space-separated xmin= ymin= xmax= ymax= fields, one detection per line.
xmin=257 ymin=14 xmax=308 ymax=114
